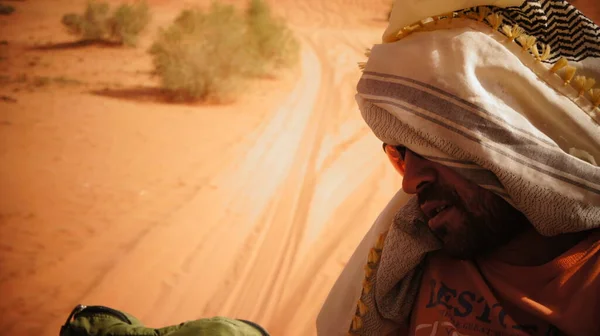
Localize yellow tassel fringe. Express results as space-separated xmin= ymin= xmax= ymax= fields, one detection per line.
xmin=348 ymin=231 xmax=388 ymax=334
xmin=532 ymin=43 xmax=552 ymax=62
xmin=444 ymin=12 xmax=455 ymax=23
xmin=517 ymin=34 xmax=536 ymax=52
xmin=477 ymin=7 xmax=491 ymax=22
xmin=573 ymin=76 xmax=596 ymax=97
xmin=362 ymin=279 xmax=372 ymax=294
xmin=358 ymin=8 xmax=600 ymax=116
xmin=502 ymin=24 xmax=524 ymax=42
xmin=368 ymin=248 xmax=381 ymax=264
xmin=563 ymin=66 xmax=577 ymax=86
xmin=590 ymin=89 xmax=600 ymax=108
xmin=357 ymin=300 xmax=368 ymax=316
xmin=550 ymin=57 xmax=568 ymax=73
xmin=374 ymin=231 xmax=387 ymax=250
xmin=485 ymin=13 xmax=503 ymax=31
xmin=351 ymin=315 xmax=363 ymax=330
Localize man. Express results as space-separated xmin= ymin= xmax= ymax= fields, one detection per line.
xmin=318 ymin=0 xmax=600 ymax=335
xmin=383 ymin=143 xmax=598 ymax=334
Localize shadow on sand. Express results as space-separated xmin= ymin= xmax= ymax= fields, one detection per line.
xmin=89 ymin=86 xmax=235 ymax=106
xmin=90 ymin=87 xmax=172 ymax=104
xmin=91 ymin=86 xmax=234 ymax=106
xmin=31 ymin=40 xmax=123 ymax=51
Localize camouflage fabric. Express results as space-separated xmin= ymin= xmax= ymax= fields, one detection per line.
xmin=60 ymin=304 xmax=270 ymax=336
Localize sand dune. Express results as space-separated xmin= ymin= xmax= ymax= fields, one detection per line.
xmin=0 ymin=1 xmax=398 ymax=335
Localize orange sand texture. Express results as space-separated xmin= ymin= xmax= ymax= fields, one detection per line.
xmin=0 ymin=1 xmax=399 ymax=335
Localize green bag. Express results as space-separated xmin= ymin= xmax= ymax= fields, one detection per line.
xmin=60 ymin=304 xmax=270 ymax=336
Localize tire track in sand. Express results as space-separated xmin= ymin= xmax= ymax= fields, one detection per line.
xmin=0 ymin=2 xmax=394 ymax=335
xmin=196 ymin=27 xmax=400 ymax=335
xmin=198 ymin=37 xmax=323 ymax=320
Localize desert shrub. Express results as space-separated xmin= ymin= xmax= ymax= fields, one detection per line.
xmin=149 ymin=0 xmax=299 ymax=102
xmin=149 ymin=3 xmax=254 ymax=102
xmin=0 ymin=4 xmax=15 ymax=15
xmin=62 ymin=1 xmax=110 ymax=41
xmin=245 ymin=0 xmax=299 ymax=74
xmin=61 ymin=13 xmax=85 ymax=36
xmin=61 ymin=0 xmax=150 ymax=46
xmin=108 ymin=1 xmax=151 ymax=46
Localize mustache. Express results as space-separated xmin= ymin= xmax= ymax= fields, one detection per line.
xmin=417 ymin=183 xmax=462 ymax=209
xmin=416 ymin=183 xmax=464 ymax=242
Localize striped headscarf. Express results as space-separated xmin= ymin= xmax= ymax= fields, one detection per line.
xmin=317 ymin=0 xmax=600 ymax=335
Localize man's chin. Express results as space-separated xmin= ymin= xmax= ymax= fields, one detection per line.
xmin=441 ymin=245 xmax=478 ymax=260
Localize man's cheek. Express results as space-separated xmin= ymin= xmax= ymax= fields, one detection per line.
xmin=462 ymin=189 xmax=495 ymax=216
xmin=455 ymin=189 xmax=482 ymax=214
xmin=445 ymin=210 xmax=471 ymax=237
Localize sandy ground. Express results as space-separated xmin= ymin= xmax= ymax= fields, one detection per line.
xmin=0 ymin=1 xmax=398 ymax=335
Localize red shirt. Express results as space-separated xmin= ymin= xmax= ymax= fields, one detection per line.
xmin=409 ymin=231 xmax=600 ymax=335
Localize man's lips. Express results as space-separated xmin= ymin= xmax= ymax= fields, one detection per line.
xmin=421 ymin=202 xmax=455 ymax=239
xmin=427 ymin=206 xmax=454 ymax=236
xmin=421 ymin=202 xmax=452 ymax=220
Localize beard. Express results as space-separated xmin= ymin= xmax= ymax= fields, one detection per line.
xmin=417 ymin=183 xmax=529 ymax=260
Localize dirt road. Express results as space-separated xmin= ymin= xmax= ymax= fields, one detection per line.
xmin=0 ymin=1 xmax=401 ymax=335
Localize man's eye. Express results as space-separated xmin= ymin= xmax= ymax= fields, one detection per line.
xmin=396 ymin=146 xmax=407 ymax=160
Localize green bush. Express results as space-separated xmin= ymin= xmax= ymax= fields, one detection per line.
xmin=0 ymin=4 xmax=15 ymax=15
xmin=246 ymin=0 xmax=299 ymax=74
xmin=61 ymin=0 xmax=150 ymax=46
xmin=149 ymin=0 xmax=300 ymax=102
xmin=149 ymin=3 xmax=253 ymax=102
xmin=62 ymin=1 xmax=110 ymax=41
xmin=108 ymin=1 xmax=151 ymax=46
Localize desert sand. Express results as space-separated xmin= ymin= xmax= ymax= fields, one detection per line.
xmin=0 ymin=1 xmax=398 ymax=335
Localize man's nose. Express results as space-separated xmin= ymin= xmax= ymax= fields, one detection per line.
xmin=401 ymin=150 xmax=437 ymax=194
